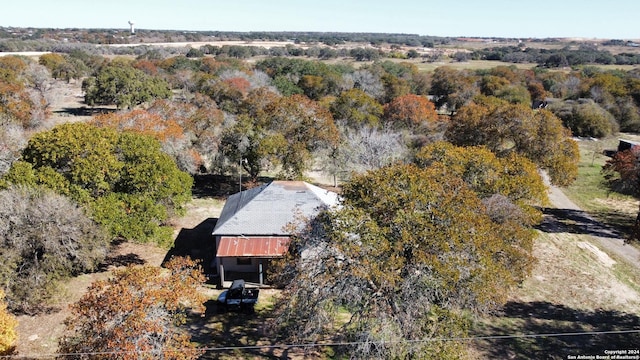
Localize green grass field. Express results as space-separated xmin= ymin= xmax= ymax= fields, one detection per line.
xmin=563 ymin=137 xmax=638 ymax=231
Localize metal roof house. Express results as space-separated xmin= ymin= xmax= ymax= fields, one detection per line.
xmin=212 ymin=181 xmax=339 ymax=287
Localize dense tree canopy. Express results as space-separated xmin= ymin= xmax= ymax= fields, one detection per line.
xmin=383 ymin=94 xmax=438 ymax=130
xmin=264 ymin=94 xmax=340 ymax=179
xmin=330 ymin=88 xmax=383 ymax=128
xmin=38 ymin=53 xmax=87 ymax=82
xmin=1 ymin=123 xmax=192 ymax=246
xmin=415 ymin=141 xmax=547 ymax=211
xmin=446 ymin=97 xmax=579 ymax=186
xmin=548 ymin=99 xmax=618 ymax=138
xmin=82 ymin=59 xmax=172 ymax=109
xmin=271 ymin=161 xmax=539 ymax=359
xmin=430 ymin=66 xmax=478 ymax=112
xmin=59 ymin=257 xmax=206 ymax=360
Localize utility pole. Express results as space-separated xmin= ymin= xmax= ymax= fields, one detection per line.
xmin=239 ymin=158 xmax=246 ymax=193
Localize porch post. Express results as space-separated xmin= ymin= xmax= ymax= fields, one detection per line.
xmin=219 ymin=262 xmax=225 ymax=288
xmin=259 ymin=260 xmax=264 ymax=285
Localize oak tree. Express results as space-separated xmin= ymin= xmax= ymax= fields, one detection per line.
xmin=264 ymin=94 xmax=340 ymax=179
xmin=83 ymin=59 xmax=171 ymax=109
xmin=330 ymin=88 xmax=383 ymax=128
xmin=59 ymin=257 xmax=206 ymax=360
xmin=271 ymin=163 xmax=537 ymax=359
xmin=446 ymin=96 xmax=579 ymax=186
xmin=148 ymin=95 xmax=226 ymax=173
xmin=430 ymin=66 xmax=478 ymax=113
xmin=383 ymin=94 xmax=438 ymax=130
xmin=548 ymin=99 xmax=618 ymax=138
xmin=2 ymin=123 xmax=192 ymax=246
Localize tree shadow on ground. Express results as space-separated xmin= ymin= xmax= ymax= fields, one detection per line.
xmin=97 ymin=253 xmax=145 ymax=271
xmin=97 ymin=239 xmax=146 ymax=271
xmin=163 ymin=218 xmax=218 ymax=276
xmin=473 ymin=301 xmax=640 ymax=359
xmin=535 ymin=207 xmax=626 ymax=239
xmin=192 ymin=174 xmax=272 ymax=199
xmin=187 ymin=300 xmax=325 ymax=360
xmin=54 ymin=106 xmax=116 ymax=116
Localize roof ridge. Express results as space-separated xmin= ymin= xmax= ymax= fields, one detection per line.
xmin=212 ymin=180 xmax=339 ymax=236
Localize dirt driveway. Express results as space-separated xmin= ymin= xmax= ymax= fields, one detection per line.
xmin=544 ymin=179 xmax=640 ymax=267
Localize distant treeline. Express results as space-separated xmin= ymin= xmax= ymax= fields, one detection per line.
xmin=3 ymin=27 xmax=640 ymax=67
xmin=470 ymin=44 xmax=640 ymax=66
xmin=0 ymin=27 xmax=453 ymax=47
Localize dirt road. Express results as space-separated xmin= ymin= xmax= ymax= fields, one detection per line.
xmin=545 ymin=180 xmax=640 ymax=267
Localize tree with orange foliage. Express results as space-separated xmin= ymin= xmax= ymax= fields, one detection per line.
xmin=59 ymin=257 xmax=206 ymax=360
xmin=91 ymin=95 xmax=226 ymax=174
xmin=92 ymin=110 xmax=185 ymax=142
xmin=383 ymin=94 xmax=438 ymax=130
xmin=91 ymin=109 xmax=200 ymax=173
xmin=0 ymin=81 xmax=34 ymax=128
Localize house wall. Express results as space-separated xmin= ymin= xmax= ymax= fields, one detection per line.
xmin=218 ymin=257 xmax=259 ymax=273
xmin=217 ymin=257 xmax=273 ymax=286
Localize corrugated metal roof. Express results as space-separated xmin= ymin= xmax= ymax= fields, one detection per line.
xmin=213 ymin=181 xmax=339 ymax=236
xmin=217 ymin=236 xmax=291 ymax=257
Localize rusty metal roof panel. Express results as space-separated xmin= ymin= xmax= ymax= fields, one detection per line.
xmin=217 ymin=236 xmax=291 ymax=257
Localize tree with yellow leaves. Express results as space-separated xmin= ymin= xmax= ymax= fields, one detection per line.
xmin=0 ymin=289 xmax=17 ymax=356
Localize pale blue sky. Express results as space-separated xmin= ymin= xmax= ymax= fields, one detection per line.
xmin=1 ymin=0 xmax=638 ymax=39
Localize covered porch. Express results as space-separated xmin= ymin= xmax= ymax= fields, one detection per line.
xmin=215 ymin=235 xmax=290 ymax=288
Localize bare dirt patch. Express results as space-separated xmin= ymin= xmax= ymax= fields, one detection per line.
xmin=517 ymin=232 xmax=640 ymax=311
xmin=46 ymin=80 xmax=105 ymax=126
xmin=577 ymin=241 xmax=616 ymax=268
xmin=593 ymin=197 xmax=638 ymax=216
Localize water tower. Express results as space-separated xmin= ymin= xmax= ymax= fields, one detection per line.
xmin=128 ymin=20 xmax=135 ymax=34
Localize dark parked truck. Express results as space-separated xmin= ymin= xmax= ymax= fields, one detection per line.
xmin=217 ymin=279 xmax=259 ymax=311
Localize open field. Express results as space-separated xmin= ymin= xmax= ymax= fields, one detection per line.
xmin=563 ymin=136 xmax=640 ymax=232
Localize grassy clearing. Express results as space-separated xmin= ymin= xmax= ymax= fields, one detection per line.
xmin=472 ymin=230 xmax=640 ymax=359
xmin=563 ymin=137 xmax=638 ymax=230
xmin=414 ymin=60 xmax=538 ymax=72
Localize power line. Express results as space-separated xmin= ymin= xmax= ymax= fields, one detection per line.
xmin=4 ymin=328 xmax=639 ymax=359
